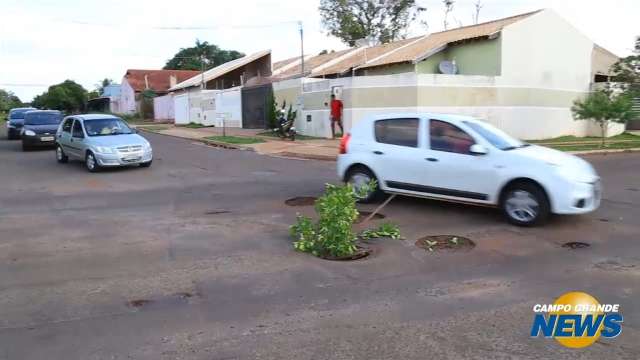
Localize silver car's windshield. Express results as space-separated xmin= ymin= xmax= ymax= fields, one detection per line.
xmin=84 ymin=118 xmax=133 ymax=137
xmin=463 ymin=121 xmax=528 ymax=151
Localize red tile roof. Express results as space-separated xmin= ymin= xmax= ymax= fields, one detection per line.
xmin=124 ymin=69 xmax=201 ymax=93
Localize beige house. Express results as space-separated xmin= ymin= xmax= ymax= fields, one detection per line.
xmin=272 ymin=9 xmax=621 ymax=140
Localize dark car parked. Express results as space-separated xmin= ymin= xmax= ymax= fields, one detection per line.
xmin=21 ymin=110 xmax=63 ymax=151
xmin=6 ymin=107 xmax=37 ymax=140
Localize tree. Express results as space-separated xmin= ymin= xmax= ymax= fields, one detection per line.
xmin=163 ymin=40 xmax=245 ymax=71
xmin=443 ymin=0 xmax=455 ymax=30
xmin=31 ymin=80 xmax=88 ymax=114
xmin=0 ymin=89 xmax=23 ymax=112
xmin=95 ymin=78 xmax=114 ymax=95
xmin=610 ymin=36 xmax=640 ymax=98
xmin=572 ymin=89 xmax=634 ymax=147
xmin=472 ymin=0 xmax=483 ymax=24
xmin=319 ymin=0 xmax=426 ymax=46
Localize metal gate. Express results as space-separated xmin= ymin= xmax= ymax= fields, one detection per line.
xmin=241 ymin=84 xmax=272 ymax=129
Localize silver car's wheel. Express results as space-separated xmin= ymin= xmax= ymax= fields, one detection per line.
xmin=56 ymin=145 xmax=68 ymax=163
xmin=86 ymin=153 xmax=99 ymax=173
xmin=505 ymin=190 xmax=540 ymax=223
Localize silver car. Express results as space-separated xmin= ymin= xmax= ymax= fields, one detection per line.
xmin=55 ymin=114 xmax=153 ymax=172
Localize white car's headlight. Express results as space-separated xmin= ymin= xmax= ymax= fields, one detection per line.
xmin=94 ymin=146 xmax=114 ymax=154
xmin=24 ymin=130 xmax=36 ymax=136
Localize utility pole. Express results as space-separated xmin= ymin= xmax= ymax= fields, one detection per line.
xmin=200 ymin=54 xmax=206 ymax=90
xmin=299 ymin=21 xmax=304 ymax=77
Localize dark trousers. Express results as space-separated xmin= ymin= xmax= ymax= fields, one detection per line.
xmin=331 ymin=117 xmax=343 ymax=138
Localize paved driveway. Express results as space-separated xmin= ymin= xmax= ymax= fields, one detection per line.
xmin=0 ymin=129 xmax=639 ymax=359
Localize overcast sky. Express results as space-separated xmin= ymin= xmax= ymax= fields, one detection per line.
xmin=1 ymin=0 xmax=637 ymax=101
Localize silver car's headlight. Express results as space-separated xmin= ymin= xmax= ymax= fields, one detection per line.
xmin=143 ymin=142 xmax=152 ymax=151
xmin=94 ymin=146 xmax=114 ymax=154
xmin=24 ymin=129 xmax=36 ymax=136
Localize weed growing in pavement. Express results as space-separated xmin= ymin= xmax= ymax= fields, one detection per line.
xmin=291 ymin=183 xmax=367 ymax=258
xmin=359 ymin=223 xmax=402 ymax=240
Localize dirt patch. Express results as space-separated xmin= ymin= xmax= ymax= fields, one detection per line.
xmin=285 ymin=197 xmax=317 ymax=206
xmin=415 ymin=235 xmax=475 ymax=252
xmin=320 ymin=245 xmax=371 ymax=261
xmin=128 ymin=299 xmax=153 ymax=308
xmin=562 ymin=242 xmax=590 ymax=249
xmin=355 ymin=211 xmax=386 ymax=224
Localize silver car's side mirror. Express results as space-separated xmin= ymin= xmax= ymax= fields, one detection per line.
xmin=469 ymin=144 xmax=488 ymax=155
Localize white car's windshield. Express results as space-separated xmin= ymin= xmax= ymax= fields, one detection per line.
xmin=84 ymin=118 xmax=133 ymax=137
xmin=463 ymin=121 xmax=528 ymax=151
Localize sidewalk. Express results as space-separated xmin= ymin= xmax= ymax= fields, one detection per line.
xmin=137 ymin=124 xmax=339 ymax=161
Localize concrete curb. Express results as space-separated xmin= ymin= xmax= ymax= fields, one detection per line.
xmin=138 ymin=128 xmax=253 ymax=151
xmin=569 ymin=148 xmax=640 ymax=156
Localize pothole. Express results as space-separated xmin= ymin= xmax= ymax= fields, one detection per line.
xmin=285 ymin=197 xmax=317 ymax=206
xmin=562 ymin=242 xmax=591 ymax=249
xmin=204 ymin=210 xmax=231 ymax=215
xmin=355 ymin=211 xmax=386 ymax=224
xmin=598 ymin=218 xmax=610 ymax=222
xmin=415 ymin=235 xmax=475 ymax=252
xmin=128 ymin=299 xmax=153 ymax=308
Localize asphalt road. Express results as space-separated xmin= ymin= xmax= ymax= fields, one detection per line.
xmin=0 ymin=128 xmax=639 ymax=359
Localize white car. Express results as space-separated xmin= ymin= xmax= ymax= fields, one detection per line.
xmin=337 ymin=114 xmax=601 ymax=226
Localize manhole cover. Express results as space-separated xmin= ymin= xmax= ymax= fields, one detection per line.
xmin=562 ymin=242 xmax=590 ymax=249
xmin=321 ymin=246 xmax=371 ymax=261
xmin=355 ymin=211 xmax=386 ymax=223
xmin=415 ymin=235 xmax=475 ymax=252
xmin=285 ymin=197 xmax=317 ymax=206
xmin=128 ymin=299 xmax=153 ymax=308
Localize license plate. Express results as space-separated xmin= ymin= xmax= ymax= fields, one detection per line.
xmin=123 ymin=156 xmax=141 ymax=162
xmin=40 ymin=136 xmax=54 ymax=142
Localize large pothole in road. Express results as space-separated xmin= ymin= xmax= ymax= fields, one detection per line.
xmin=355 ymin=211 xmax=386 ymax=224
xmin=416 ymin=235 xmax=475 ymax=253
xmin=285 ymin=197 xmax=317 ymax=206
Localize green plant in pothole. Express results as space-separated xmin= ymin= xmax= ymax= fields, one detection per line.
xmin=359 ymin=223 xmax=402 ymax=240
xmin=424 ymin=240 xmax=438 ymax=252
xmin=291 ymin=182 xmax=373 ymax=258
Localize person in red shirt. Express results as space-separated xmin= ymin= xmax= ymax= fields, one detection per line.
xmin=330 ymin=94 xmax=344 ymax=139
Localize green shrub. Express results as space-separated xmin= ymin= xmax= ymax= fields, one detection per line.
xmin=291 ymin=183 xmax=361 ymax=258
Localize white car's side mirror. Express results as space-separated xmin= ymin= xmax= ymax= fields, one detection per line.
xmin=470 ymin=144 xmax=488 ymax=155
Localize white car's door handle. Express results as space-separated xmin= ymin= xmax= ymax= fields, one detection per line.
xmin=425 ymin=157 xmax=439 ymax=162
xmin=373 ymin=151 xmax=384 ymax=155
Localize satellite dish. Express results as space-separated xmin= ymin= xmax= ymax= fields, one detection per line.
xmin=439 ymin=60 xmax=458 ymax=74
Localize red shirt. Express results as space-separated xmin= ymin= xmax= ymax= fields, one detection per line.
xmin=330 ymin=99 xmax=343 ymax=119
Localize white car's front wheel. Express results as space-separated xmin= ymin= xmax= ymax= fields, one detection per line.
xmin=501 ymin=182 xmax=550 ymax=226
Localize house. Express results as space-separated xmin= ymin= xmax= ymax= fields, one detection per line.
xmin=168 ymin=50 xmax=272 ymax=127
xmin=87 ymin=84 xmax=121 ymax=113
xmin=272 ymin=9 xmax=622 ymax=140
xmin=118 ymin=69 xmax=200 ymax=115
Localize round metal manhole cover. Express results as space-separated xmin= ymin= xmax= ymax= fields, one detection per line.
xmin=415 ymin=235 xmax=475 ymax=252
xmin=355 ymin=211 xmax=386 ymax=224
xmin=562 ymin=242 xmax=590 ymax=249
xmin=285 ymin=197 xmax=317 ymax=206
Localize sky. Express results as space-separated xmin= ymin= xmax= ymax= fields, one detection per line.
xmin=1 ymin=0 xmax=638 ymax=102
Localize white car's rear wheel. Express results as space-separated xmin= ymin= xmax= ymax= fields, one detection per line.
xmin=501 ymin=182 xmax=550 ymax=226
xmin=347 ymin=166 xmax=382 ymax=203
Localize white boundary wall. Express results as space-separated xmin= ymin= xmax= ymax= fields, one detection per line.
xmin=172 ymin=87 xmax=243 ymax=127
xmin=153 ymin=94 xmax=174 ymax=121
